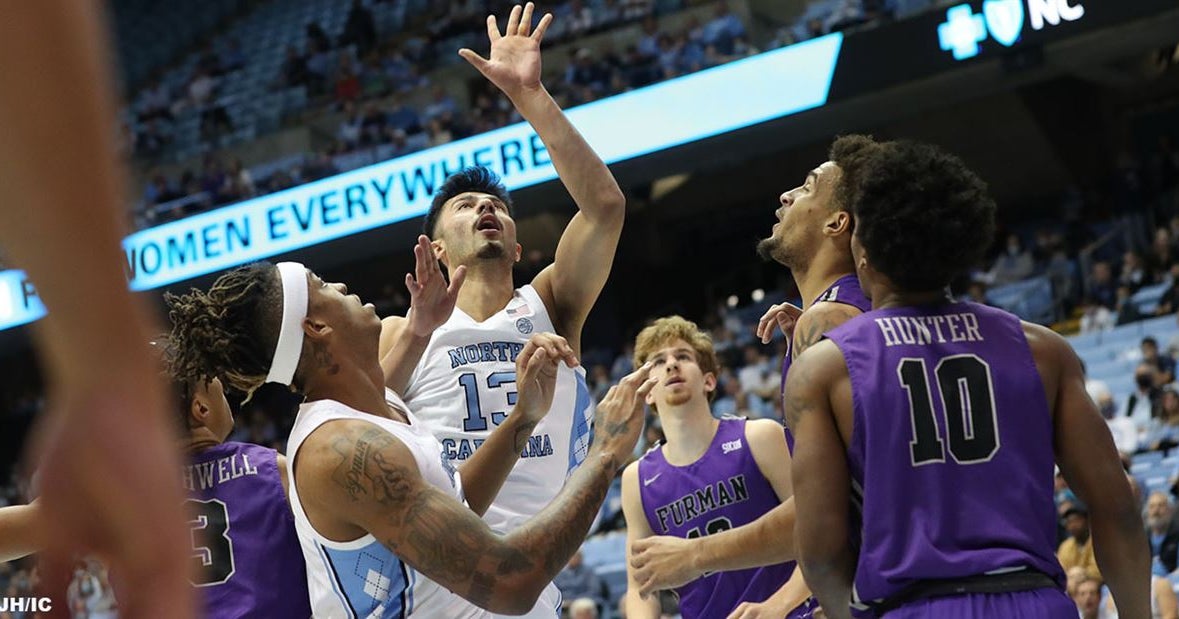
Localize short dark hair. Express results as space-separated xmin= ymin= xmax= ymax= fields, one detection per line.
xmin=423 ymin=167 xmax=513 ymax=237
xmin=165 ymin=262 xmax=284 ymax=399
xmin=1143 ymin=336 xmax=1159 ymax=348
xmin=834 ymin=136 xmax=996 ymax=292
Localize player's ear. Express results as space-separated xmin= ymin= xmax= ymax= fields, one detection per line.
xmin=432 ymin=238 xmax=448 ymax=267
xmin=703 ymin=372 xmax=717 ymax=394
xmin=514 ymin=243 xmax=522 ymax=263
xmin=189 ymin=391 xmax=210 ymax=428
xmin=302 ymin=315 xmax=333 ymax=340
xmin=827 ymin=210 xmax=852 ymax=237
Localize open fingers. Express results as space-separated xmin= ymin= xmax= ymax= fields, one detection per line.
xmin=504 ymin=4 xmax=522 ymax=36
xmin=518 ymin=2 xmax=534 ymax=36
xmin=532 ymin=12 xmax=553 ymax=41
xmin=486 ymin=14 xmax=501 ymax=41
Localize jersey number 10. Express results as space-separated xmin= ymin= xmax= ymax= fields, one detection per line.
xmin=899 ymin=354 xmax=1000 ymax=466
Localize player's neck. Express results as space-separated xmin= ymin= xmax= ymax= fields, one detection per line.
xmin=795 ymin=262 xmax=851 ymax=310
xmin=303 ymin=356 xmax=399 ymax=422
xmin=184 ymin=431 xmax=221 ymax=455
xmin=871 ymin=288 xmax=953 ymax=310
xmin=453 ymin=261 xmax=516 ymax=321
xmin=659 ymin=405 xmax=721 ymax=466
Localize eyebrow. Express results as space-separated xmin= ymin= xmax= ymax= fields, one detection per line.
xmin=806 ymin=170 xmax=819 ymax=185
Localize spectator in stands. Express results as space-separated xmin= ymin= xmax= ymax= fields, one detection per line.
xmin=1058 ymin=505 xmax=1102 ymax=581
xmin=1072 ymin=576 xmax=1101 ymax=619
xmin=1126 ymin=363 xmax=1163 ymax=437
xmin=566 ymin=0 xmax=595 ymax=37
xmin=1100 ymin=575 xmax=1179 ymax=619
xmin=281 ymin=46 xmax=310 ymax=88
xmin=423 ymin=85 xmax=458 ymax=121
xmin=636 ymin=16 xmax=660 ymax=60
xmin=221 ymin=38 xmax=247 ymax=73
xmin=1118 ymin=284 xmax=1146 ymax=325
xmin=1143 ymin=336 xmax=1177 ymax=385
xmin=306 ymin=21 xmax=331 ymax=53
xmin=1146 ymin=491 xmax=1179 ymax=573
xmin=1090 ymin=260 xmax=1118 ymax=309
xmin=226 ymin=159 xmax=255 ymax=201
xmin=138 ymin=77 xmax=173 ymax=122
xmin=1080 ymin=295 xmax=1115 ymax=334
xmin=554 ymin=551 xmax=606 ymax=616
xmin=1157 ymin=263 xmax=1179 ymax=315
xmin=566 ymin=48 xmax=611 ymax=95
xmin=568 ymin=597 xmax=598 ymax=619
xmin=1065 ymin=566 xmax=1088 ymax=598
xmin=988 ymin=233 xmax=1035 ymax=285
xmin=305 ymin=39 xmax=332 ymax=95
xmin=334 ymin=55 xmax=361 ymax=104
xmin=1151 ymin=228 xmax=1174 ymax=275
xmin=339 ymin=0 xmax=377 ymax=57
xmin=338 ymin=101 xmax=362 ymax=149
xmin=1121 ymin=250 xmax=1154 ymax=293
xmin=385 ymin=95 xmax=422 ymax=135
xmin=737 ymin=345 xmax=776 ymax=401
xmin=701 ymin=1 xmax=746 ymax=55
xmin=1149 ymin=388 xmax=1179 ymax=452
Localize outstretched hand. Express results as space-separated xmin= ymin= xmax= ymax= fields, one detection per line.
xmin=405 ymin=235 xmax=466 ymax=337
xmin=458 ymin=2 xmax=553 ymax=98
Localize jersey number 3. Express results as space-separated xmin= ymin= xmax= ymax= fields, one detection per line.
xmin=459 ymin=371 xmax=517 ymax=431
xmin=187 ymin=498 xmax=236 ymax=586
xmin=899 ymin=355 xmax=1000 ymax=466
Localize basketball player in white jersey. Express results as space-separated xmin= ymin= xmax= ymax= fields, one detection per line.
xmin=167 ymin=248 xmax=655 ymax=617
xmin=379 ymin=4 xmax=626 ymax=616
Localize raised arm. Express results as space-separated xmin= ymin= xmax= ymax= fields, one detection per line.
xmin=630 ymin=420 xmax=799 ymax=595
xmin=788 ymin=341 xmax=854 ymax=619
xmin=1033 ymin=324 xmax=1149 ymax=618
xmin=459 ymin=3 xmax=625 ymax=350
xmin=298 ymin=365 xmax=655 ymax=614
xmin=458 ymin=333 xmax=578 ymax=515
xmin=379 ymin=235 xmax=466 ymax=394
xmin=621 ymin=463 xmax=662 ymax=619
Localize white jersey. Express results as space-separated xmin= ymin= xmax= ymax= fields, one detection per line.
xmin=403 ymin=285 xmax=591 ymax=618
xmin=287 ymin=389 xmax=489 ymax=618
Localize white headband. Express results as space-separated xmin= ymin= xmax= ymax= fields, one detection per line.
xmin=266 ymin=262 xmax=309 ymax=385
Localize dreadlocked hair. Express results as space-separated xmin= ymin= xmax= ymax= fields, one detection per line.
xmin=165 ymin=262 xmax=284 ymax=400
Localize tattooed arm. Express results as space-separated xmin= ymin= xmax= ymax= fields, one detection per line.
xmin=297 ymin=365 xmax=655 ymax=614
xmin=791 ymin=302 xmax=862 ymax=360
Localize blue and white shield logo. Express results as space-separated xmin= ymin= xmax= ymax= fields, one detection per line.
xmin=983 ymin=0 xmax=1024 ymax=47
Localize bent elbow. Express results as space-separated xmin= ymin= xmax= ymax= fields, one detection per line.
xmin=484 ymin=579 xmax=545 ymax=615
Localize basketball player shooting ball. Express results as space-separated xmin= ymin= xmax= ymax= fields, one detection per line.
xmin=379 ymin=4 xmax=626 ymax=616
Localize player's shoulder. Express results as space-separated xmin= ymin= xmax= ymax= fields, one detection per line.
xmin=1019 ymin=320 xmax=1073 ymax=360
xmin=379 ymin=314 xmax=407 ymax=344
xmin=621 ymin=459 xmax=642 ymax=493
xmin=794 ymin=302 xmax=865 ymax=352
xmin=743 ymin=418 xmax=788 ymax=457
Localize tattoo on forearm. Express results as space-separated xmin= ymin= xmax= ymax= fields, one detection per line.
xmin=330 ymin=426 xmax=614 ymax=609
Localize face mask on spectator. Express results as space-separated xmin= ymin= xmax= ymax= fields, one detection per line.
xmin=1137 ymin=374 xmax=1154 ymax=389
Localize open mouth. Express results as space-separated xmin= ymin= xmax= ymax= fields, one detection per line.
xmin=665 ymin=377 xmax=685 ymax=386
xmin=476 ymin=214 xmax=502 ymax=232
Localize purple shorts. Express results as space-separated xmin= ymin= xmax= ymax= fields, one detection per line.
xmin=883 ymin=588 xmax=1076 ymax=618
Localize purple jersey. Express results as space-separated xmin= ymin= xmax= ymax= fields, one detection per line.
xmin=825 ymin=302 xmax=1065 ymax=608
xmin=782 ymin=274 xmax=871 ymax=453
xmin=185 ymin=441 xmax=310 ymax=618
xmin=638 ymin=418 xmax=793 ymax=618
